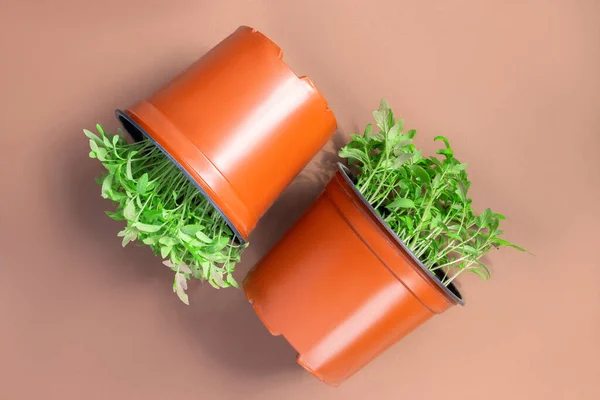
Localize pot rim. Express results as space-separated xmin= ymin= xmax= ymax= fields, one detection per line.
xmin=115 ymin=109 xmax=247 ymax=245
xmin=337 ymin=162 xmax=464 ymax=305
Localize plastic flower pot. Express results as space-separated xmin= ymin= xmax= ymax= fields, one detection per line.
xmin=243 ymin=163 xmax=464 ymax=386
xmin=115 ymin=26 xmax=337 ymax=242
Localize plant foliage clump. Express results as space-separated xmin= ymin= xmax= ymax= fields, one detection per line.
xmin=85 ymin=125 xmax=246 ymax=304
xmin=339 ymin=100 xmax=525 ymax=285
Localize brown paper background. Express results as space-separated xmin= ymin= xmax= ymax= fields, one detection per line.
xmin=1 ymin=1 xmax=599 ymax=399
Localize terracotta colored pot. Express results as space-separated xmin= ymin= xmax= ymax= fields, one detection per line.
xmin=115 ymin=26 xmax=337 ymax=242
xmin=243 ymin=163 xmax=464 ymax=386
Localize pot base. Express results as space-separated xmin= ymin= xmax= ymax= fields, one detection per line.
xmin=244 ymin=277 xmax=337 ymax=386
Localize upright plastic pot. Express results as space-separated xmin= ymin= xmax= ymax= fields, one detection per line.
xmin=115 ymin=26 xmax=337 ymax=242
xmin=243 ymin=163 xmax=464 ymax=386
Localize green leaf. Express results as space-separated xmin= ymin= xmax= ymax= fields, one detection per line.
xmin=393 ymin=153 xmax=413 ymax=169
xmin=136 ymin=173 xmax=149 ymax=195
xmin=373 ymin=110 xmax=386 ymax=131
xmin=212 ymin=236 xmax=230 ymax=251
xmin=434 ymin=136 xmax=454 ymax=159
xmin=180 ymin=225 xmax=202 ymax=235
xmin=178 ymin=263 xmax=192 ymax=274
xmin=461 ymin=245 xmax=479 ymax=256
xmin=173 ymin=273 xmax=189 ymax=305
xmin=448 ymin=163 xmax=468 ymax=175
xmin=403 ymin=216 xmax=414 ymax=232
xmin=133 ymin=222 xmax=162 ymax=233
xmin=493 ymin=212 xmax=507 ymax=220
xmin=363 ymin=123 xmax=373 ymax=137
xmin=105 ymin=210 xmax=124 ymax=221
xmin=161 ymin=245 xmax=172 ymax=258
xmin=470 ymin=267 xmax=490 ymax=281
xmin=493 ymin=238 xmax=527 ymax=252
xmin=422 ymin=208 xmax=432 ymax=222
xmin=436 ymin=147 xmax=454 ymax=158
xmin=102 ymin=135 xmax=112 ymax=148
xmin=411 ymin=149 xmax=422 ymax=163
xmin=226 ymin=273 xmax=239 ymax=288
xmin=95 ymin=147 xmax=107 ymax=161
xmin=123 ymin=201 xmax=136 ymax=220
xmin=386 ymin=198 xmax=415 ymax=209
xmin=379 ymin=98 xmax=390 ymax=111
xmin=456 ymin=181 xmax=468 ymax=201
xmin=404 ymin=129 xmax=417 ymax=139
xmin=411 ymin=165 xmax=430 ymax=184
xmin=96 ymin=124 xmax=105 ymax=136
xmin=178 ymin=231 xmax=193 ymax=243
xmin=142 ymin=236 xmax=160 ymax=245
xmin=84 ymin=129 xmax=103 ymax=144
xmin=478 ymin=208 xmax=492 ymax=229
xmin=338 ymin=148 xmax=369 ymax=165
xmin=188 ymin=239 xmax=204 ymax=248
xmin=200 ymin=262 xmax=210 ymax=279
xmin=89 ymin=140 xmax=99 ymax=153
xmin=169 ymin=252 xmax=183 ymax=267
xmin=101 ymin=174 xmax=113 ymax=199
xmin=198 ymin=250 xmax=228 ymax=263
xmin=446 ymin=232 xmax=462 ymax=241
xmin=210 ymin=267 xmax=225 ymax=288
xmin=387 ymin=123 xmax=401 ymax=143
xmin=146 ymin=180 xmax=157 ymax=192
xmin=126 ymin=156 xmax=134 ymax=180
xmin=117 ymin=226 xmax=138 ymax=247
xmin=395 ymin=140 xmax=413 ymax=148
xmin=434 ymin=135 xmax=452 ymax=149
xmin=159 ymin=237 xmax=177 ymax=246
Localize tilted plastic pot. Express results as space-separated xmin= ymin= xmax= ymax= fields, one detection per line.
xmin=115 ymin=26 xmax=337 ymax=242
xmin=243 ymin=163 xmax=464 ymax=386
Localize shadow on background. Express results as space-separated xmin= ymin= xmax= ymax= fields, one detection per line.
xmin=176 ymin=287 xmax=301 ymax=376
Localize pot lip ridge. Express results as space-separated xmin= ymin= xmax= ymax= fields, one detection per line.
xmin=114 ymin=109 xmax=247 ymax=245
xmin=336 ymin=162 xmax=465 ymax=306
